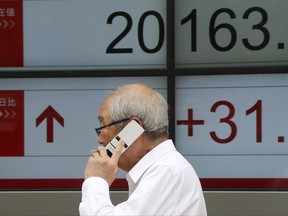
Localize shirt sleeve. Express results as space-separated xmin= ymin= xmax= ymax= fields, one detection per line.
xmin=79 ymin=177 xmax=114 ymax=216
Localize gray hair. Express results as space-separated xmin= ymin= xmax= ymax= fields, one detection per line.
xmin=106 ymin=84 xmax=169 ymax=140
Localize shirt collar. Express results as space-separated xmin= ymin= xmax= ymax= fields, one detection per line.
xmin=127 ymin=139 xmax=176 ymax=184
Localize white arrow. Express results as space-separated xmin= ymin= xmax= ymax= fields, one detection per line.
xmin=4 ymin=110 xmax=9 ymax=118
xmin=11 ymin=110 xmax=16 ymax=118
xmin=3 ymin=20 xmax=8 ymax=28
xmin=9 ymin=20 xmax=15 ymax=28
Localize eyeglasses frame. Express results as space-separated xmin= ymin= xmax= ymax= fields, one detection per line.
xmin=94 ymin=118 xmax=130 ymax=136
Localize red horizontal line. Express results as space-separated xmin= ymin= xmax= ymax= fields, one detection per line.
xmin=200 ymin=178 xmax=288 ymax=189
xmin=0 ymin=178 xmax=128 ymax=190
xmin=0 ymin=178 xmax=287 ymax=190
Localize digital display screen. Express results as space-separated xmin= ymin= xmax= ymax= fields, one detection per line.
xmin=0 ymin=77 xmax=167 ymax=189
xmin=0 ymin=0 xmax=167 ymax=70
xmin=175 ymin=73 xmax=288 ymax=189
xmin=175 ymin=0 xmax=288 ymax=68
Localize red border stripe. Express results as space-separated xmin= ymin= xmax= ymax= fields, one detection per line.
xmin=200 ymin=178 xmax=288 ymax=189
xmin=0 ymin=178 xmax=288 ymax=190
xmin=0 ymin=179 xmax=128 ymax=190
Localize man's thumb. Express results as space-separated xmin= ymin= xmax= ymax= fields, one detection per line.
xmin=111 ymin=139 xmax=125 ymax=161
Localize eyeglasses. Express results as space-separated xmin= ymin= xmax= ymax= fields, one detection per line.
xmin=95 ymin=118 xmax=130 ymax=136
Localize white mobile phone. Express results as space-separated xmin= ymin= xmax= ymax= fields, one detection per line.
xmin=105 ymin=119 xmax=144 ymax=157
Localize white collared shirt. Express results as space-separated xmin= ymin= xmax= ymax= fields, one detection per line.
xmin=79 ymin=139 xmax=207 ymax=216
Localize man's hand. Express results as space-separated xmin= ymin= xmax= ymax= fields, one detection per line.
xmin=84 ymin=140 xmax=125 ymax=186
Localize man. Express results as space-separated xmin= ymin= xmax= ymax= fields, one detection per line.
xmin=79 ymin=83 xmax=207 ymax=215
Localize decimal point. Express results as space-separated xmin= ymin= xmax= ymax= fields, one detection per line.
xmin=277 ymin=136 xmax=285 ymax=143
xmin=278 ymin=43 xmax=285 ymax=49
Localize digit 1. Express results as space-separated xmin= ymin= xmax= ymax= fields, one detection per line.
xmin=181 ymin=9 xmax=197 ymax=52
xmin=245 ymin=100 xmax=262 ymax=143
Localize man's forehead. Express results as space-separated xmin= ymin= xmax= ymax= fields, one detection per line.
xmin=98 ymin=98 xmax=111 ymax=122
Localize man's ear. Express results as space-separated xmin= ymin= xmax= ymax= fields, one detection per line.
xmin=131 ymin=116 xmax=144 ymax=128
